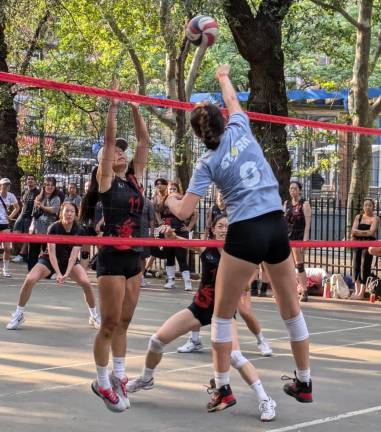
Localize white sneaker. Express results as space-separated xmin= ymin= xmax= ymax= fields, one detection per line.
xmin=184 ymin=280 xmax=192 ymax=291
xmin=6 ymin=312 xmax=25 ymax=330
xmin=126 ymin=376 xmax=154 ymax=393
xmin=141 ymin=277 xmax=149 ymax=287
xmin=89 ymin=315 xmax=101 ymax=330
xmin=259 ymin=397 xmax=276 ymax=422
xmin=110 ymin=373 xmax=130 ymax=409
xmin=2 ymin=269 xmax=11 ymax=277
xmin=164 ymin=278 xmax=175 ymax=289
xmin=11 ymin=255 xmax=24 ymax=263
xmin=91 ymin=380 xmax=127 ymax=412
xmin=177 ymin=337 xmax=203 ymax=353
xmin=257 ymin=339 xmax=272 ymax=357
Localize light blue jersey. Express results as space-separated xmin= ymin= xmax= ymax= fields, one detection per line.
xmin=187 ymin=112 xmax=282 ymax=224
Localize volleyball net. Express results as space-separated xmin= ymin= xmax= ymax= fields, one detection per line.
xmin=0 ymin=71 xmax=381 ymax=252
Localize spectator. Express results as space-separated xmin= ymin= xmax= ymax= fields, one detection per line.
xmin=351 ymin=198 xmax=379 ymax=300
xmin=12 ymin=174 xmax=40 ymax=263
xmin=64 ymin=182 xmax=82 ymax=209
xmin=284 ymin=181 xmax=312 ymax=302
xmin=204 ymin=191 xmax=225 ymax=239
xmin=0 ymin=178 xmax=20 ymax=276
xmin=152 ymin=178 xmax=168 ymax=226
xmin=28 ymin=176 xmax=61 ymax=271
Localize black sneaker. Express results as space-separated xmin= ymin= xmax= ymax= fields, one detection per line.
xmin=299 ymin=291 xmax=308 ymax=302
xmin=282 ymin=372 xmax=313 ymax=403
xmin=250 ymin=280 xmax=259 ymax=296
xmin=206 ymin=380 xmax=236 ymax=412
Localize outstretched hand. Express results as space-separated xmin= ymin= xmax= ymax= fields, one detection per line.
xmin=215 ymin=64 xmax=230 ymax=80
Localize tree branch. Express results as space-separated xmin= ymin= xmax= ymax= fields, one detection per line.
xmin=19 ymin=10 xmax=51 ymax=75
xmin=185 ymin=42 xmax=207 ymax=101
xmin=370 ymin=95 xmax=381 ymax=121
xmin=369 ymin=26 xmax=381 ymax=77
xmin=309 ymin=0 xmax=364 ymax=30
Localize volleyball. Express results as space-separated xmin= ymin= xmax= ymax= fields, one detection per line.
xmin=185 ymin=15 xmax=218 ymax=47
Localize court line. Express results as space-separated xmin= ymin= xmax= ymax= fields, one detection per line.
xmin=267 ymin=405 xmax=381 ymax=432
xmin=0 ymin=324 xmax=378 ymax=379
xmin=0 ymin=337 xmax=378 ymax=398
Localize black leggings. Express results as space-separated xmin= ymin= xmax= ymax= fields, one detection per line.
xmin=165 ymin=247 xmax=190 ymax=272
xmin=352 ymin=248 xmax=373 ymax=284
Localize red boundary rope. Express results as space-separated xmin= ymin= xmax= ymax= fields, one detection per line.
xmin=1 ymin=71 xmax=381 ymax=136
xmin=1 ymin=233 xmax=380 ymax=248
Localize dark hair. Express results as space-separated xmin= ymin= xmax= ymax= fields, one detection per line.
xmin=363 ymin=198 xmax=375 ymax=208
xmin=38 ymin=176 xmax=58 ymax=201
xmin=68 ymin=182 xmax=77 ymax=189
xmin=155 ymin=178 xmax=168 ymax=186
xmin=79 ymin=167 xmax=99 ymax=224
xmin=209 ymin=213 xmax=228 ymax=239
xmin=60 ymin=201 xmax=79 ymax=219
xmin=25 ymin=173 xmax=35 ymax=179
xmin=116 ymin=137 xmax=128 ymax=151
xmin=290 ymin=181 xmax=303 ymax=191
xmin=190 ymin=102 xmax=225 ymax=150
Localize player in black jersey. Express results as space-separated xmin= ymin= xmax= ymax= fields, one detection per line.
xmin=127 ymin=215 xmax=277 ymax=422
xmin=89 ymin=86 xmax=150 ymax=413
xmin=6 ymin=202 xmax=100 ymax=330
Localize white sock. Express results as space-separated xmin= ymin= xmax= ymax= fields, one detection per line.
xmin=112 ymin=356 xmax=126 ymax=379
xmin=16 ymin=305 xmax=25 ymax=315
xmin=255 ymin=331 xmax=265 ymax=343
xmin=96 ymin=365 xmax=111 ymax=389
xmin=214 ymin=371 xmax=230 ymax=389
xmin=296 ymin=368 xmax=311 ymax=383
xmin=191 ymin=331 xmax=200 ymax=343
xmin=250 ymin=379 xmax=269 ymax=402
xmin=88 ymin=307 xmax=98 ymax=318
xmin=142 ymin=366 xmax=154 ymax=381
xmin=3 ymin=260 xmax=9 ymax=271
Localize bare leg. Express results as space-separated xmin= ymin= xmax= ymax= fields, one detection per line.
xmin=69 ymin=264 xmax=96 ymax=308
xmin=18 ymin=264 xmax=51 ymax=307
xmin=237 ymin=290 xmax=261 ymax=335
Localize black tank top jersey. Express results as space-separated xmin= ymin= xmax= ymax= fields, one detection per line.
xmin=161 ymin=203 xmax=186 ymax=233
xmin=357 ymin=215 xmax=375 ymax=241
xmin=193 ymin=247 xmax=220 ymax=310
xmin=100 ymin=175 xmax=143 ymax=250
xmin=285 ymin=198 xmax=306 ymax=237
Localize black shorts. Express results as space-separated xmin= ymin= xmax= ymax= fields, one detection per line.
xmin=38 ymin=256 xmax=80 ymax=277
xmin=289 ymin=231 xmax=304 ymax=241
xmin=96 ymin=247 xmax=141 ymax=279
xmin=13 ymin=217 xmax=32 ymax=233
xmin=0 ymin=223 xmax=9 ymax=231
xmin=140 ymin=247 xmax=151 ymax=260
xmin=187 ymin=302 xmax=214 ymax=326
xmin=224 ymin=211 xmax=290 ymax=265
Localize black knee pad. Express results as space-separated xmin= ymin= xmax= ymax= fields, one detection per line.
xmin=81 ymin=251 xmax=90 ymax=260
xmin=296 ymin=263 xmax=305 ymax=273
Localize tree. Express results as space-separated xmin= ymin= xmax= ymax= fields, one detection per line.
xmin=223 ymin=0 xmax=294 ymax=201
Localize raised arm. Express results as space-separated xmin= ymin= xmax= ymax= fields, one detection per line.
xmin=130 ymin=104 xmax=149 ymax=183
xmin=215 ymin=64 xmax=243 ymax=116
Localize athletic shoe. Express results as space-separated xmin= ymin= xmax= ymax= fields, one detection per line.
xmin=91 ymin=380 xmax=127 ymax=412
xmin=89 ymin=315 xmax=101 ymax=330
xmin=184 ymin=280 xmax=193 ymax=291
xmin=164 ymin=279 xmax=175 ymax=289
xmin=11 ymin=255 xmax=24 ymax=263
xmin=141 ymin=276 xmax=148 ymax=287
xmin=299 ymin=292 xmax=309 ymax=302
xmin=282 ymin=372 xmax=313 ymax=403
xmin=144 ymin=271 xmax=153 ymax=278
xmin=259 ymin=397 xmax=276 ymax=422
xmin=6 ymin=312 xmax=25 ymax=330
xmin=206 ymin=381 xmax=236 ymax=412
xmin=2 ymin=269 xmax=11 ymax=277
xmin=257 ymin=339 xmax=272 ymax=357
xmin=126 ymin=376 xmax=154 ymax=393
xmin=110 ymin=373 xmax=130 ymax=409
xmin=177 ymin=337 xmax=203 ymax=353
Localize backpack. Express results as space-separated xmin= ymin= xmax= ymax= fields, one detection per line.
xmin=330 ymin=274 xmax=350 ymax=299
xmin=366 ymin=276 xmax=381 ymax=298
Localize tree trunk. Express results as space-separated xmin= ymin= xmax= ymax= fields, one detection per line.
xmin=346 ymin=1 xmax=373 ymax=236
xmin=0 ymin=18 xmax=21 ymax=196
xmin=223 ymin=0 xmax=293 ymax=201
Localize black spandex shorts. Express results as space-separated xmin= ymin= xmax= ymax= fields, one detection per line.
xmin=224 ymin=211 xmax=290 ymax=265
xmin=96 ymin=247 xmax=141 ymax=279
xmin=0 ymin=223 xmax=9 ymax=231
xmin=187 ymin=302 xmax=214 ymax=327
xmin=38 ymin=256 xmax=80 ymax=277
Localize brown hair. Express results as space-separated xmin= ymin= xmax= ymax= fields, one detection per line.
xmin=190 ymin=102 xmax=225 ymax=150
xmin=168 ymin=181 xmax=182 ymax=194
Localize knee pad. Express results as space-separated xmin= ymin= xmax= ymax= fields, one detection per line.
xmin=284 ymin=312 xmax=309 ymax=342
xmin=296 ymin=263 xmax=305 ymax=273
xmin=211 ymin=316 xmax=233 ymax=343
xmin=148 ymin=334 xmax=166 ymax=353
xmin=81 ymin=251 xmax=90 ymax=260
xmin=230 ymin=350 xmax=248 ymax=370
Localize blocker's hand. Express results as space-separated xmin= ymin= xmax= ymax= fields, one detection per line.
xmin=215 ymin=64 xmax=230 ymax=80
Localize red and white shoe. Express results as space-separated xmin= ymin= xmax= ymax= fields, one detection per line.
xmin=91 ymin=380 xmax=127 ymax=412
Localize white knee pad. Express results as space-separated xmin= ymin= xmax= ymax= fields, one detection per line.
xmin=230 ymin=350 xmax=249 ymax=370
xmin=211 ymin=316 xmax=233 ymax=343
xmin=148 ymin=334 xmax=166 ymax=353
xmin=284 ymin=312 xmax=309 ymax=342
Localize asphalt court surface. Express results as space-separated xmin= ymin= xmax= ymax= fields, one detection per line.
xmin=0 ymin=264 xmax=380 ymax=431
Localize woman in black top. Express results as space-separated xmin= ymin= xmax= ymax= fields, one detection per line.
xmin=284 ymin=181 xmax=312 ymax=302
xmin=6 ymin=202 xmax=99 ymax=330
xmin=90 ymin=88 xmax=149 ymax=413
xmin=351 ymin=199 xmax=379 ymax=299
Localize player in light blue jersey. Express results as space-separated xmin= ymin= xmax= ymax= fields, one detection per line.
xmin=166 ymin=64 xmax=312 ymax=412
